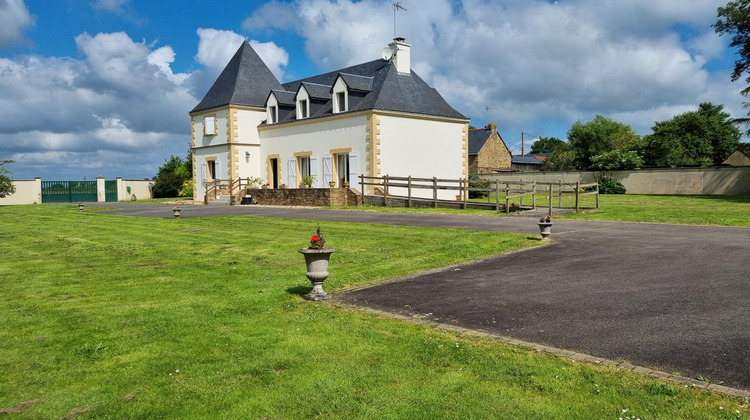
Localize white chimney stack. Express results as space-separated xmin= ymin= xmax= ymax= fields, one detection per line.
xmin=389 ymin=37 xmax=411 ymax=74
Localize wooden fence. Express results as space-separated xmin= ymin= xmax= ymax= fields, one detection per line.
xmin=358 ymin=175 xmax=599 ymax=214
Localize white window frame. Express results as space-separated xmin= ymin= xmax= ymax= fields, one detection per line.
xmin=332 ymin=77 xmax=348 ymax=114
xmin=296 ymin=87 xmax=310 ymax=120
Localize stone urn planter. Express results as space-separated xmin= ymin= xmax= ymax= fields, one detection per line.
xmin=538 ymin=215 xmax=552 ymax=241
xmin=172 ymin=206 xmax=181 ymax=218
xmin=329 ymin=181 xmax=337 ymax=188
xmin=78 ymin=202 xmax=85 ymax=212
xmin=298 ymin=247 xmax=335 ymax=301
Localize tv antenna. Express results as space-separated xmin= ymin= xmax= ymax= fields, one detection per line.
xmin=486 ymin=106 xmax=497 ymax=120
xmin=393 ymin=2 xmax=407 ymax=38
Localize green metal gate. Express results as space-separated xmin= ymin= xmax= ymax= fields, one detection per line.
xmin=41 ymin=181 xmax=98 ymax=203
xmin=105 ymin=180 xmax=117 ymax=202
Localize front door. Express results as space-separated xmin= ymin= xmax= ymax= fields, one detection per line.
xmin=270 ymin=158 xmax=279 ymax=189
xmin=336 ymin=153 xmax=349 ymax=186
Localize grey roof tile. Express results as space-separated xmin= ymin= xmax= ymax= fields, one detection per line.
xmin=191 ymin=41 xmax=282 ymax=113
xmin=300 ymin=82 xmax=332 ymax=100
xmin=468 ymin=128 xmax=492 ymax=155
xmin=338 ymin=73 xmax=374 ymax=92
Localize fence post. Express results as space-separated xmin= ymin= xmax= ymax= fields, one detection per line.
xmin=596 ymin=182 xmax=600 ymax=209
xmin=359 ymin=175 xmax=364 ymax=204
xmin=548 ymin=183 xmax=553 ymax=216
xmin=575 ymin=181 xmax=580 ymax=212
xmin=433 ymin=177 xmax=438 ymax=208
xmin=505 ymin=185 xmax=510 ymax=215
xmin=384 ymin=175 xmax=389 ymax=207
xmin=519 ymin=179 xmax=524 ymax=207
xmin=463 ymin=178 xmax=468 ymax=209
xmin=495 ymin=180 xmax=500 ymax=212
xmin=408 ymin=176 xmax=412 ymax=208
xmin=558 ymin=179 xmax=562 ymax=208
xmin=532 ymin=182 xmax=536 ymax=209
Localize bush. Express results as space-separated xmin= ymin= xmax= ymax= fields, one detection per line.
xmin=178 ymin=179 xmax=194 ymax=198
xmin=598 ymin=177 xmax=626 ymax=194
xmin=590 ymin=150 xmax=643 ymax=170
xmin=468 ymin=174 xmax=489 ymax=199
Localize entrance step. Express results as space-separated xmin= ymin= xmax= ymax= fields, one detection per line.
xmin=207 ymin=196 xmax=230 ymax=206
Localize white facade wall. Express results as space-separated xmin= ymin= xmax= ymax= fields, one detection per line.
xmin=232 ymin=109 xmax=266 ymax=180
xmin=259 ymin=116 xmax=369 ymax=188
xmin=378 ymin=115 xmax=466 ymax=199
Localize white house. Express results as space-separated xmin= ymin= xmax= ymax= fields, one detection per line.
xmin=190 ymin=38 xmax=469 ymax=202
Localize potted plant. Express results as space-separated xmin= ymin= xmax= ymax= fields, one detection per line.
xmin=298 ymin=226 xmax=335 ymax=301
xmin=173 ymin=205 xmax=181 ymax=218
xmin=538 ymin=215 xmax=552 ymax=241
xmin=301 ymin=175 xmax=314 ymax=189
xmin=261 ymin=183 xmax=270 ymax=189
xmin=329 ymin=181 xmax=337 ymax=188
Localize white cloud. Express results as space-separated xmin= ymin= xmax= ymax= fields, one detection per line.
xmin=195 ymin=28 xmax=288 ymax=81
xmin=92 ymin=0 xmax=130 ymax=14
xmin=0 ymin=0 xmax=35 ymax=48
xmin=0 ymin=31 xmax=195 ymax=179
xmin=243 ymin=0 xmax=743 ymax=139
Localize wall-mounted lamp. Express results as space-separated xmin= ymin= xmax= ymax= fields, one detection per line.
xmin=245 ymin=151 xmax=251 ymax=160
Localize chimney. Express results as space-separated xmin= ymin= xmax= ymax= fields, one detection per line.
xmin=389 ymin=37 xmax=411 ymax=74
xmin=487 ymin=122 xmax=497 ymax=134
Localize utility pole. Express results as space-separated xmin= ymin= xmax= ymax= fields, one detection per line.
xmin=521 ymin=131 xmax=526 ymax=156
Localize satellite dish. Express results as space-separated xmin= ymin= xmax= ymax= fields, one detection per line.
xmin=381 ymin=46 xmax=394 ymax=61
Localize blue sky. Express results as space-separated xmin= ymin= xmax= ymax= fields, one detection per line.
xmin=0 ymin=0 xmax=744 ymax=180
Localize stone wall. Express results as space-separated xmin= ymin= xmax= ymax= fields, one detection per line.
xmin=479 ymin=166 xmax=750 ymax=195
xmin=245 ymin=187 xmax=361 ymax=207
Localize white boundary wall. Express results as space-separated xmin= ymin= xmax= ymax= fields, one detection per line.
xmin=0 ymin=178 xmax=153 ymax=205
xmin=480 ymin=166 xmax=750 ymax=195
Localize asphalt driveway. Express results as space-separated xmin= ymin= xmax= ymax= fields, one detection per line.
xmin=88 ymin=202 xmax=750 ymax=390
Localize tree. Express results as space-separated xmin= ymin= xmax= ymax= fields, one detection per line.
xmin=540 ymin=149 xmax=576 ymax=171
xmin=590 ymin=150 xmax=643 ymax=170
xmin=530 ymin=137 xmax=569 ymax=154
xmin=643 ymin=102 xmax=741 ymax=166
xmin=715 ymin=1 xmax=750 ymax=84
xmin=567 ymin=115 xmax=641 ymax=169
xmin=152 ymin=154 xmax=192 ymax=198
xmin=0 ymin=160 xmax=16 ymax=198
xmin=715 ymin=1 xmax=750 ymax=134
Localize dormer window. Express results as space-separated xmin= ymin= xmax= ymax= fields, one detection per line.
xmin=335 ymin=91 xmax=347 ymax=113
xmin=298 ymin=99 xmax=309 ymax=119
xmin=268 ymin=105 xmax=277 ymax=124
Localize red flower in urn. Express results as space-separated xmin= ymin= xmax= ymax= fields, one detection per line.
xmin=309 ymin=226 xmax=326 ymax=249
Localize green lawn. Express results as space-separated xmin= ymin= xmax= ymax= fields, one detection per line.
xmin=335 ymin=194 xmax=750 ymax=227
xmin=558 ymin=194 xmax=750 ymax=227
xmin=0 ymin=205 xmax=747 ymax=418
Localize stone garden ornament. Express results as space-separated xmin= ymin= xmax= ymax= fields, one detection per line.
xmin=538 ymin=215 xmax=552 ymax=241
xmin=299 ymin=225 xmax=335 ymax=301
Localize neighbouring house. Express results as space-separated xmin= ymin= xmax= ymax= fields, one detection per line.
xmin=723 ymin=145 xmax=750 ymax=166
xmin=189 ymin=37 xmax=469 ymax=202
xmin=511 ymin=153 xmax=547 ymax=171
xmin=468 ymin=123 xmax=511 ymax=173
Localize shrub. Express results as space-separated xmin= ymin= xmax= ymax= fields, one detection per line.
xmin=598 ymin=177 xmax=626 ymax=194
xmin=178 ymin=179 xmax=194 ymax=197
xmin=468 ymin=174 xmax=489 ymax=199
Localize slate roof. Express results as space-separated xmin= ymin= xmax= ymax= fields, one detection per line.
xmin=511 ymin=156 xmax=545 ymax=165
xmin=191 ymin=41 xmax=282 ymax=113
xmin=468 ymin=128 xmax=492 ymax=155
xmin=338 ymin=73 xmax=374 ymax=92
xmin=269 ymin=89 xmax=296 ymax=106
xmin=191 ymin=41 xmax=468 ymax=123
xmin=300 ymin=82 xmax=332 ymax=100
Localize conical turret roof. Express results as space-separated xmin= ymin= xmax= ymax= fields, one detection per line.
xmin=191 ymin=41 xmax=282 ymax=113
